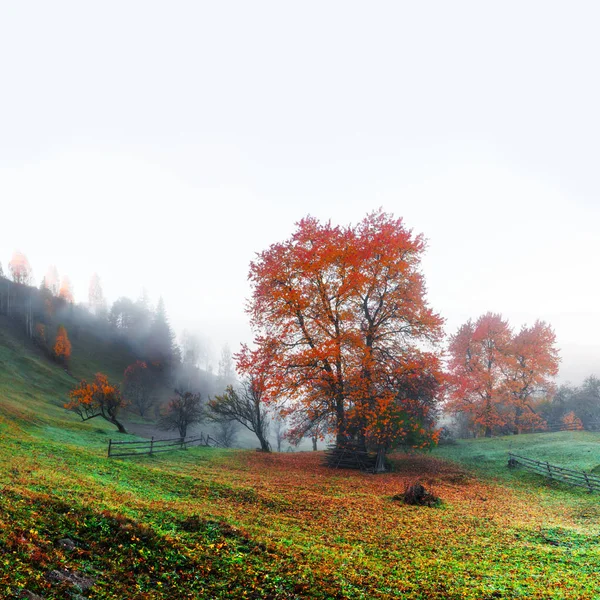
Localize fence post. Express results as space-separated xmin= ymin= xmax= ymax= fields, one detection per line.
xmin=584 ymin=472 xmax=593 ymax=493
xmin=546 ymin=462 xmax=553 ymax=480
xmin=108 ymin=439 xmax=112 ymax=458
xmin=150 ymin=436 xmax=154 ymax=455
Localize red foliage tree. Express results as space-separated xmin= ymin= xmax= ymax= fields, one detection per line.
xmin=240 ymin=211 xmax=444 ymax=464
xmin=447 ymin=314 xmax=512 ymax=437
xmin=53 ymin=325 xmax=72 ymax=365
xmin=65 ymin=373 xmax=128 ymax=433
xmin=506 ymin=321 xmax=559 ymax=433
xmin=448 ymin=314 xmax=560 ymax=437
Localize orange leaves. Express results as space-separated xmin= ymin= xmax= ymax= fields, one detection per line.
xmin=65 ymin=373 xmax=128 ymax=432
xmin=447 ymin=313 xmax=560 ymax=436
xmin=562 ymin=411 xmax=584 ymax=430
xmin=243 ymin=210 xmax=444 ymax=449
xmin=53 ymin=325 xmax=71 ymax=363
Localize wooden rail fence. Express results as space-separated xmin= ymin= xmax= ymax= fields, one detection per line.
xmin=533 ymin=422 xmax=582 ymax=433
xmin=108 ymin=432 xmax=224 ymax=458
xmin=508 ymin=452 xmax=600 ymax=493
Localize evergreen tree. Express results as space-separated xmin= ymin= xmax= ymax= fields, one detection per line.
xmin=146 ymin=297 xmax=175 ymax=370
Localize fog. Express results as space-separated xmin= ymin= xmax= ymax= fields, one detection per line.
xmin=1 ymin=1 xmax=600 ymax=384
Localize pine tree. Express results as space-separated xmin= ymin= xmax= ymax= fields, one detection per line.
xmin=146 ymin=297 xmax=175 ymax=370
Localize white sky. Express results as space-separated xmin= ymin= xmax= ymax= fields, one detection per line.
xmin=1 ymin=1 xmax=599 ymax=381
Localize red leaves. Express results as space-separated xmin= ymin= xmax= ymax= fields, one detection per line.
xmin=447 ymin=313 xmax=560 ymax=436
xmin=242 ymin=210 xmax=444 ymax=449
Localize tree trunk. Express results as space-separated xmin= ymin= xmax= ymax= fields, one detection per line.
xmin=335 ymin=394 xmax=346 ymax=447
xmin=513 ymin=405 xmax=522 ymax=434
xmin=257 ymin=431 xmax=271 ymax=452
xmin=312 ymin=435 xmax=317 ymax=451
xmin=485 ymin=426 xmax=492 ymax=438
xmin=110 ymin=418 xmax=128 ymax=434
xmin=375 ymin=447 xmax=386 ymax=473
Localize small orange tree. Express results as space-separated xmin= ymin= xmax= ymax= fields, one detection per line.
xmin=53 ymin=325 xmax=72 ymax=365
xmin=65 ymin=373 xmax=128 ymax=433
xmin=562 ymin=411 xmax=584 ymax=431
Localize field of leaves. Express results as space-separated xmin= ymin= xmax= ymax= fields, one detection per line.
xmin=2 ymin=319 xmax=600 ymax=598
xmin=2 ymin=415 xmax=600 ymax=599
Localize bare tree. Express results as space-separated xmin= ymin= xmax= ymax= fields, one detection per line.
xmin=208 ymin=378 xmax=271 ymax=451
xmin=272 ymin=415 xmax=286 ymax=452
xmin=122 ymin=361 xmax=155 ymax=418
xmin=287 ymin=409 xmax=331 ymax=451
xmin=159 ymin=390 xmax=203 ymax=439
xmin=214 ymin=419 xmax=238 ymax=448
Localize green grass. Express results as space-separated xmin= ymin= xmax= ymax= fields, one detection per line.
xmin=2 ymin=320 xmax=600 ymax=598
xmin=432 ymin=430 xmax=600 ymax=475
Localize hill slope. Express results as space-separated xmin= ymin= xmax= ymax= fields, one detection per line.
xmin=2 ymin=325 xmax=600 ymax=599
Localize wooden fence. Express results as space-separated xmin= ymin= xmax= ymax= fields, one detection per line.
xmin=536 ymin=422 xmax=582 ymax=433
xmin=108 ymin=432 xmax=224 ymax=458
xmin=508 ymin=452 xmax=600 ymax=493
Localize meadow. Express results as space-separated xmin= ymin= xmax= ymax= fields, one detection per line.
xmin=1 ymin=320 xmax=600 ymax=599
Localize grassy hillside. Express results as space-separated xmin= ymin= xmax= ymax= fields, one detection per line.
xmin=0 ymin=315 xmax=136 ymax=427
xmin=433 ymin=430 xmax=600 ymax=474
xmin=2 ymin=323 xmax=600 ymax=598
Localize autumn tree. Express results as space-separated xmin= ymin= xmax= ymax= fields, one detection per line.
xmin=53 ymin=325 xmax=72 ymax=365
xmin=562 ymin=410 xmax=584 ymax=431
xmin=58 ymin=276 xmax=74 ymax=303
xmin=159 ymin=390 xmax=203 ymax=439
xmin=9 ymin=251 xmax=33 ymax=285
xmin=506 ymin=321 xmax=559 ymax=433
xmin=122 ymin=361 xmax=155 ymax=417
xmin=208 ymin=377 xmax=271 ymax=451
xmin=241 ymin=211 xmax=444 ymax=465
xmin=447 ymin=314 xmax=513 ymax=437
xmin=65 ymin=373 xmax=128 ymax=433
xmin=447 ymin=314 xmax=560 ymax=437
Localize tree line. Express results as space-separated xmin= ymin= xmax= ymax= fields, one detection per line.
xmin=4 ymin=209 xmax=598 ymax=464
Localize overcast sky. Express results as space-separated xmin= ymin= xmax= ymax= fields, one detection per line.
xmin=1 ymin=1 xmax=599 ymax=381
